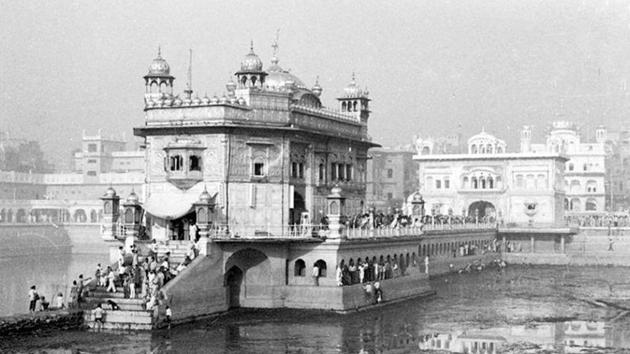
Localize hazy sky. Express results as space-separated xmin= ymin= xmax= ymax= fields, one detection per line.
xmin=2 ymin=0 xmax=630 ymax=168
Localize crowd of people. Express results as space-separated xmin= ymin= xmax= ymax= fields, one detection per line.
xmin=320 ymin=209 xmax=495 ymax=231
xmin=27 ymin=285 xmax=64 ymax=313
xmin=565 ymin=214 xmax=630 ymax=227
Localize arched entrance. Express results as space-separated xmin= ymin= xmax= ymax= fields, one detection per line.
xmin=290 ymin=190 xmax=306 ymax=225
xmin=468 ymin=201 xmax=496 ymax=220
xmin=225 ymin=266 xmax=243 ymax=308
xmin=224 ymin=248 xmax=270 ymax=308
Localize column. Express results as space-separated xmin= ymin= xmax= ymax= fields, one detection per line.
xmin=560 ymin=235 xmax=565 ymax=254
xmin=530 ymin=235 xmax=535 ymax=253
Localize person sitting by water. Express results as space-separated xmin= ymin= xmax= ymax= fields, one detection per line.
xmin=336 ymin=265 xmax=343 ymax=286
xmin=374 ymin=282 xmax=383 ymax=303
xmin=53 ymin=293 xmax=65 ymax=310
xmin=106 ymin=299 xmax=120 ymax=310
xmin=38 ymin=296 xmax=49 ymax=311
xmin=186 ymin=244 xmax=196 ymax=262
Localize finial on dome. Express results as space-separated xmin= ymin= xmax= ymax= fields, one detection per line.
xmin=351 ymin=72 xmax=355 ymax=82
xmin=157 ymin=45 xmax=162 ymax=58
xmin=250 ymin=40 xmax=254 ymax=52
xmin=312 ymin=76 xmax=323 ymax=97
xmin=271 ymin=29 xmax=280 ymax=65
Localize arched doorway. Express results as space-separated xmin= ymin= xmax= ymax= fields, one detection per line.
xmin=225 ymin=266 xmax=243 ymax=308
xmin=290 ymin=190 xmax=306 ymax=225
xmin=468 ymin=201 xmax=496 ymax=220
xmin=224 ymin=248 xmax=270 ymax=308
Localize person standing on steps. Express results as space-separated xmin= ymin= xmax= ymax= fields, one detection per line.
xmin=92 ymin=304 xmax=104 ymax=332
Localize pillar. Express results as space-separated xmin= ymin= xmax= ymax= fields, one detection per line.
xmin=560 ymin=235 xmax=565 ymax=254
xmin=100 ymin=187 xmax=120 ymax=241
xmin=122 ymin=191 xmax=143 ymax=251
xmin=326 ymin=186 xmax=346 ymax=239
xmin=530 ymin=235 xmax=535 ymax=253
xmin=194 ymin=187 xmax=216 ymax=256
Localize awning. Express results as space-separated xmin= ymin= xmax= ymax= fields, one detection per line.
xmin=143 ymin=189 xmax=201 ymax=220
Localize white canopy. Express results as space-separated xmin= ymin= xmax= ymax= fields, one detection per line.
xmin=143 ymin=188 xmax=201 ymax=220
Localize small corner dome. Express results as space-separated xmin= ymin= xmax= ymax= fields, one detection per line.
xmin=148 ymin=50 xmax=170 ymax=76
xmin=104 ymin=187 xmax=117 ymax=198
xmin=240 ymin=44 xmax=263 ymax=72
xmin=198 ymin=188 xmax=213 ymax=204
xmin=126 ymin=191 xmax=139 ymax=204
xmin=343 ymin=74 xmax=365 ymax=98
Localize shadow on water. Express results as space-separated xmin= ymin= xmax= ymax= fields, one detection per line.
xmin=5 ymin=265 xmax=630 ymax=353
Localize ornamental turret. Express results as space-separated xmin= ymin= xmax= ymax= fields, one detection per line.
xmin=337 ymin=73 xmax=370 ymax=124
xmin=235 ymin=42 xmax=267 ymax=89
xmin=144 ymin=47 xmax=174 ymax=103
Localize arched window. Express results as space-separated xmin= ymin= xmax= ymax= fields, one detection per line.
xmin=294 ymin=259 xmax=306 ymax=276
xmin=353 ymin=101 xmax=358 ymax=111
xmin=585 ymin=198 xmax=597 ymax=211
xmin=586 ymin=180 xmax=597 ymax=193
xmin=488 ymin=177 xmax=494 ymax=189
xmin=170 ymin=155 xmax=183 ymax=171
xmin=471 ymin=144 xmax=477 ymax=154
xmin=496 ymin=147 xmax=503 ymax=153
xmin=315 ymin=259 xmax=327 ymax=277
xmin=422 ymin=146 xmax=431 ymax=155
xmin=486 ymin=144 xmax=493 ymax=154
xmin=570 ymin=198 xmax=581 ymax=211
xmin=472 ymin=177 xmax=478 ymax=189
xmin=462 ymin=176 xmax=469 ymax=188
xmin=342 ymin=102 xmax=347 ymax=112
xmin=568 ymin=163 xmax=574 ymax=171
xmin=481 ymin=178 xmax=486 ymax=189
xmin=189 ymin=155 xmax=202 ymax=171
xmin=564 ymin=198 xmax=569 ymax=210
xmin=570 ymin=180 xmax=581 ymax=194
xmin=251 ymin=76 xmax=257 ymax=86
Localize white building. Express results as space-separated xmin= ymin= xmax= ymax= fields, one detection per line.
xmin=520 ymin=121 xmax=607 ymax=215
xmin=414 ymin=130 xmax=567 ymax=226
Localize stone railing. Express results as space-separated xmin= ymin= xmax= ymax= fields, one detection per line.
xmin=208 ymin=224 xmax=327 ymax=239
xmin=205 ymin=222 xmax=496 ymax=240
xmin=343 ymin=222 xmax=496 ymax=239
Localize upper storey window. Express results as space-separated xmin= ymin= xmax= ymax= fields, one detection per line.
xmin=163 ymin=138 xmax=205 ymax=190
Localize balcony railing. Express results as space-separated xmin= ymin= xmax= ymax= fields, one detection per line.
xmin=206 ymin=222 xmax=496 ymax=240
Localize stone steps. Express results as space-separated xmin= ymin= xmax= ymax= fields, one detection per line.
xmin=85 ymin=320 xmax=153 ymax=331
xmin=84 ymin=297 xmax=146 ymax=311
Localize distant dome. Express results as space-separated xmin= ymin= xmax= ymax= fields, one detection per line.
xmin=343 ymin=74 xmax=366 ymax=98
xmin=126 ymin=191 xmax=139 ymax=204
xmin=240 ymin=43 xmax=263 ymax=72
xmin=104 ymin=186 xmax=117 ymax=198
xmin=147 ymin=48 xmax=171 ymax=76
xmin=266 ymin=70 xmax=308 ymax=90
xmin=198 ymin=188 xmax=213 ymax=204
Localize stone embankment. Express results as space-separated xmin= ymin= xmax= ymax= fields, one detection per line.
xmin=0 ymin=310 xmax=84 ymax=337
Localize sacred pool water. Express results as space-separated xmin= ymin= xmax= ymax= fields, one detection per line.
xmin=3 ymin=253 xmax=630 ymax=353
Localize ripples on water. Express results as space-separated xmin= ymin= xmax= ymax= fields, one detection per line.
xmin=4 ymin=265 xmax=630 ymax=353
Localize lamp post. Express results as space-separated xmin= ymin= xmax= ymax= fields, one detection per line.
xmin=122 ymin=191 xmax=143 ymax=251
xmin=193 ymin=187 xmax=216 ymax=256
xmin=100 ymin=187 xmax=120 ymax=241
xmin=326 ymin=186 xmax=346 ymax=239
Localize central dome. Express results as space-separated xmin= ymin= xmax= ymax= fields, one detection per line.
xmin=265 ymin=57 xmax=307 ymax=90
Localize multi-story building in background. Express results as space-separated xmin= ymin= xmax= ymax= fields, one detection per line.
xmin=605 ymin=128 xmax=630 ymax=212
xmin=0 ymin=131 xmax=143 ymax=224
xmin=366 ymin=146 xmax=417 ymax=210
xmin=520 ymin=121 xmax=607 ymax=216
xmin=414 ymin=130 xmax=566 ymax=225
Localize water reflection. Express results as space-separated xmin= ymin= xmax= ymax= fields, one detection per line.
xmin=0 ymin=253 xmax=109 ymax=316
xmin=418 ymin=320 xmax=630 ymax=353
xmin=4 ymin=265 xmax=630 ymax=353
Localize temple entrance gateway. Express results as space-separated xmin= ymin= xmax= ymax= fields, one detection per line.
xmin=223 ymin=248 xmax=270 ymax=308
xmin=468 ymin=201 xmax=496 ymax=221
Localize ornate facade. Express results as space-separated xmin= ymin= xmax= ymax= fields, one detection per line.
xmin=134 ymin=44 xmax=377 ymax=241
xmin=521 ymin=121 xmax=607 ymax=215
xmin=414 ymin=131 xmax=567 ymax=225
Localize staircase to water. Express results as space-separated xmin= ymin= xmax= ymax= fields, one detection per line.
xmin=82 ymin=240 xmax=194 ymax=330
